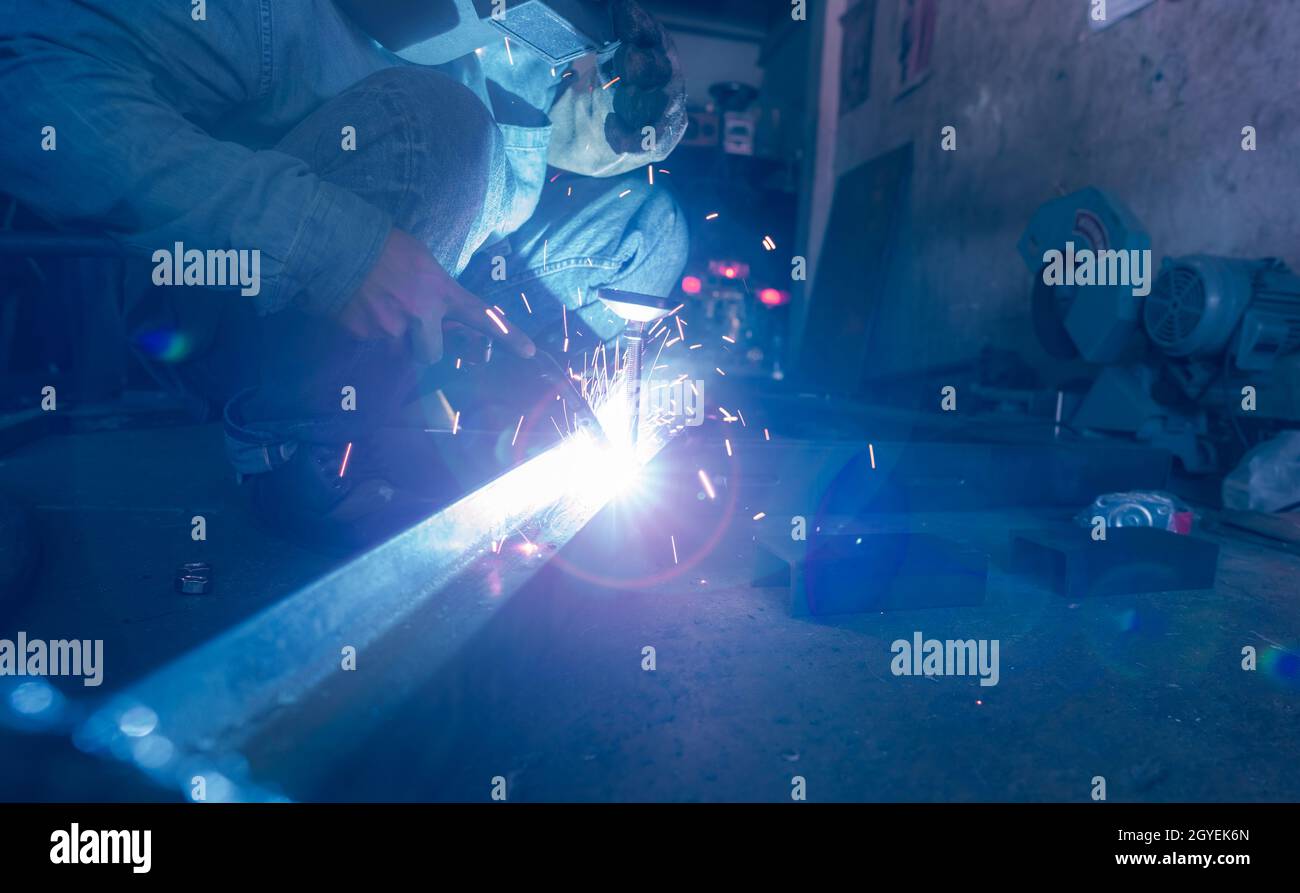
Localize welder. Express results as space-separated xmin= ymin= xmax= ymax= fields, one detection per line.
xmin=0 ymin=0 xmax=690 ymax=546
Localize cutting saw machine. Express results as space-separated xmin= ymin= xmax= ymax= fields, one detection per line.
xmin=1020 ymin=188 xmax=1300 ymax=472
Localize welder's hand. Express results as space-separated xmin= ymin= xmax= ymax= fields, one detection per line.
xmin=339 ymin=228 xmax=535 ymax=362
xmin=602 ymin=0 xmax=687 ymax=157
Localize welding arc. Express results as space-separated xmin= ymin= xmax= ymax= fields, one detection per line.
xmin=546 ymin=442 xmax=742 ymax=592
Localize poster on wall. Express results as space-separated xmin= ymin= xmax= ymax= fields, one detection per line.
xmin=840 ymin=0 xmax=878 ymax=114
xmin=895 ymin=0 xmax=936 ymax=98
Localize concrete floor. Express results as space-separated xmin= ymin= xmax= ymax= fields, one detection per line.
xmin=0 ymin=425 xmax=339 ymax=689
xmin=304 ymin=510 xmax=1300 ymax=802
xmin=2 ymin=421 xmax=1298 ymax=802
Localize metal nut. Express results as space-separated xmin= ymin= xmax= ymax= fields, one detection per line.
xmin=174 ymin=575 xmax=211 ymax=595
xmin=174 ymin=562 xmax=213 ymax=595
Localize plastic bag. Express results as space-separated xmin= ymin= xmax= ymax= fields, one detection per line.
xmin=1222 ymin=431 xmax=1300 ymax=513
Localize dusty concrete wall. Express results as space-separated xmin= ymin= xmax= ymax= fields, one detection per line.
xmin=830 ymin=0 xmax=1300 ymax=382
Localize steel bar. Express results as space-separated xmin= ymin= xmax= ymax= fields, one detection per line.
xmin=75 ymin=427 xmax=665 ymax=801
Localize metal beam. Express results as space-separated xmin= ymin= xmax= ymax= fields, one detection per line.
xmin=75 ymin=427 xmax=662 ymax=801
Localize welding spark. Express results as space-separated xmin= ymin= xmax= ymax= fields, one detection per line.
xmin=648 ymin=165 xmax=654 ymax=185
xmin=722 ymin=335 xmax=735 ymax=344
xmin=762 ymin=235 xmax=777 ymax=251
xmin=520 ymin=292 xmax=532 ymax=314
xmin=512 ymin=414 xmax=525 ymax=447
xmin=485 ymin=308 xmax=510 ymax=335
xmin=504 ymin=37 xmax=514 ymax=65
xmin=452 ymin=411 xmax=461 ymax=435
xmin=602 ymin=76 xmax=621 ymax=90
xmin=689 ymin=343 xmax=702 ymax=350
xmin=753 ymin=512 xmax=766 ymax=521
xmin=715 ymin=367 xmax=726 ymax=376
xmin=705 ymin=213 xmax=719 ymax=221
xmin=869 ymin=443 xmax=876 ymax=469
xmin=436 ymin=390 xmax=457 ymax=432
xmin=670 ymin=535 xmax=678 ymax=565
xmin=697 ymin=469 xmax=716 ymax=500
xmin=618 ymin=189 xmax=632 ymax=198
xmin=737 ymin=410 xmax=746 ymax=427
xmin=764 ymin=428 xmax=771 ymax=441
xmin=339 ymin=442 xmax=353 ymax=478
xmin=725 ymin=439 xmax=733 ymax=457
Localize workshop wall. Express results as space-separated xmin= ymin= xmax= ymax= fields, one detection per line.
xmin=830 ymin=0 xmax=1300 ymax=382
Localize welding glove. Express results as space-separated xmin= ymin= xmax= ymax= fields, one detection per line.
xmin=547 ymin=0 xmax=686 ymax=177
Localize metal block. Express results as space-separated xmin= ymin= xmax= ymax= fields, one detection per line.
xmin=754 ymin=532 xmax=987 ymax=616
xmin=1012 ymin=526 xmax=1219 ymax=598
xmin=732 ymin=440 xmax=1171 ymax=517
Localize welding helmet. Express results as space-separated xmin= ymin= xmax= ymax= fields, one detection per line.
xmin=336 ymin=0 xmax=619 ymax=67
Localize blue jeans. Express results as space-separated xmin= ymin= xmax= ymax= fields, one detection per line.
xmin=226 ymin=67 xmax=689 ymax=475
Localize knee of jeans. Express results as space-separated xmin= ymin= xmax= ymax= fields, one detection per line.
xmin=377 ymin=68 xmax=497 ymax=171
xmin=636 ymin=188 xmax=690 ymax=279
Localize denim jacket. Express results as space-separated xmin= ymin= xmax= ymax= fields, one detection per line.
xmin=0 ymin=0 xmax=647 ymax=319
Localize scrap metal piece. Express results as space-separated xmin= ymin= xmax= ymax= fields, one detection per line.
xmin=1012 ymin=525 xmax=1219 ymax=597
xmin=754 ymin=532 xmax=987 ymax=616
